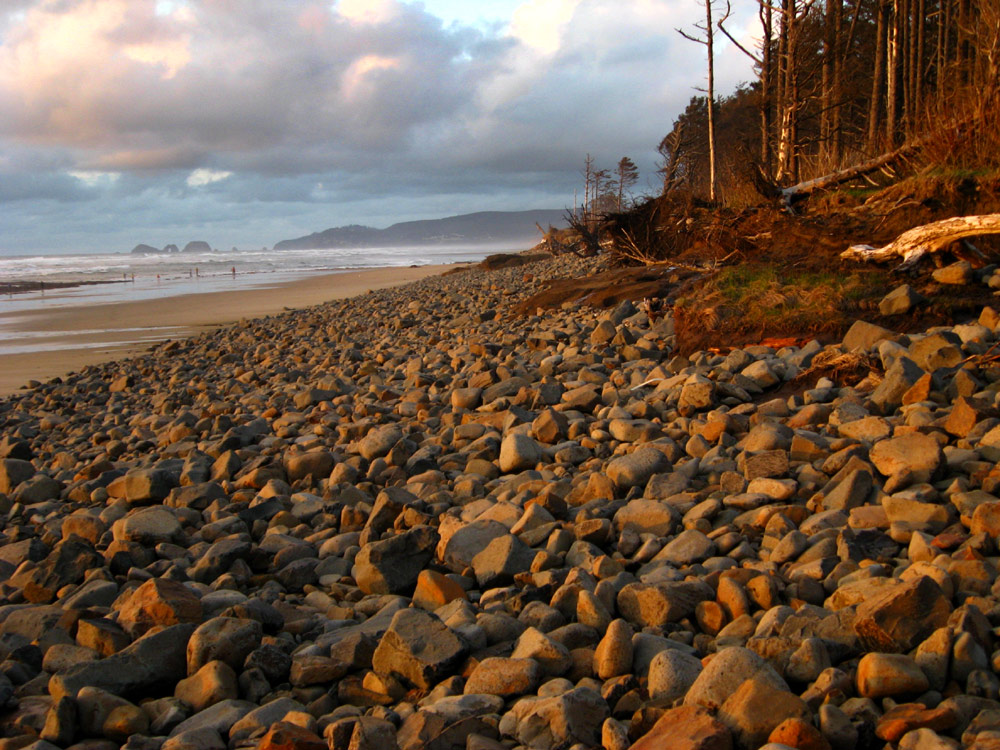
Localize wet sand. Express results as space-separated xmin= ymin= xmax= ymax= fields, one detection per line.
xmin=0 ymin=264 xmax=458 ymax=396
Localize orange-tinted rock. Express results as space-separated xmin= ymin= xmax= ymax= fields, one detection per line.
xmin=768 ymin=717 xmax=832 ymax=750
xmin=116 ymin=578 xmax=203 ymax=637
xmin=854 ymin=576 xmax=951 ymax=652
xmin=258 ymin=721 xmax=327 ymax=750
xmin=856 ymin=653 xmax=929 ymax=698
xmin=630 ymin=705 xmax=732 ymax=750
xmin=718 ymin=676 xmax=812 ymax=749
xmin=875 ymin=703 xmax=958 ymax=742
xmin=411 ymin=569 xmax=467 ymax=611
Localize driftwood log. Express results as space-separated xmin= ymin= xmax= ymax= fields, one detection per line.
xmin=780 ymin=142 xmax=919 ymax=206
xmin=841 ymin=214 xmax=1000 ymax=269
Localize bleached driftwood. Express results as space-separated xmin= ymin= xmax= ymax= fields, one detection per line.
xmin=841 ymin=214 xmax=1000 ymax=270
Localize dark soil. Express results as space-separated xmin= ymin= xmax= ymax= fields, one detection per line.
xmin=517 ymin=174 xmax=1000 ymax=353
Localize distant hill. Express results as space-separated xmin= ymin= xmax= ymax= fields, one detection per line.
xmin=273 ymin=210 xmax=565 ymax=251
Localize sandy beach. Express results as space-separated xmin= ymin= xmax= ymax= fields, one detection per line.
xmin=0 ymin=263 xmax=457 ymax=396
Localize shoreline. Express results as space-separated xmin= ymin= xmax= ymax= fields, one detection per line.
xmin=0 ymin=263 xmax=462 ymax=396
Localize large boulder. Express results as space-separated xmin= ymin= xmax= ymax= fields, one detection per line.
xmin=50 ymin=624 xmax=195 ymax=701
xmin=371 ymin=608 xmax=468 ymax=689
xmin=353 ymin=525 xmax=439 ymax=596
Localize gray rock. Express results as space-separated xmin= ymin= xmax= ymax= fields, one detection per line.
xmin=359 ymin=424 xmax=404 ymax=461
xmin=879 ymin=284 xmax=925 ymax=315
xmin=647 ymin=648 xmax=704 ymax=703
xmin=499 ymin=433 xmax=543 ymax=473
xmin=509 ymin=686 xmax=609 ymax=749
xmin=50 ymin=624 xmax=195 ymax=701
xmin=684 ymin=646 xmax=789 ymax=711
xmin=353 ymin=525 xmax=439 ymax=595
xmin=606 ymin=446 xmax=671 ymax=490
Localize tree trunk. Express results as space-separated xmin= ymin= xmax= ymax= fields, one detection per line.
xmin=706 ymin=0 xmax=717 ymax=201
xmin=885 ymin=0 xmax=901 ymax=145
xmin=868 ymin=0 xmax=888 ymax=152
xmin=759 ymin=0 xmax=774 ymax=175
xmin=841 ymin=214 xmax=1000 ymax=268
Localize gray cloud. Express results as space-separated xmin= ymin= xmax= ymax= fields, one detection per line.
xmin=0 ymin=0 xmax=756 ymax=254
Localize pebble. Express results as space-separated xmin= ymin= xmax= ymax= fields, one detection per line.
xmin=3 ymin=251 xmax=1000 ymax=750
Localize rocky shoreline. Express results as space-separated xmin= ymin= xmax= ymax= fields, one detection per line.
xmin=2 ymin=251 xmax=1000 ymax=750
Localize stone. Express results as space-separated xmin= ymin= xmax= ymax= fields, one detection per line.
xmin=743 ymin=450 xmax=789 ymax=480
xmin=613 ymin=498 xmax=678 ymax=536
xmin=932 ymin=260 xmax=973 ymax=285
xmin=593 ymin=619 xmax=633 ymax=680
xmin=679 ymin=375 xmax=717 ymax=414
xmin=717 ymin=675 xmax=811 ymax=750
xmin=648 ymin=648 xmax=704 ymax=704
xmin=606 ymin=446 xmax=671 ymax=489
xmin=870 ymin=356 xmax=925 ymax=414
xmin=168 ymin=698 xmax=256 ymax=738
xmin=258 ymin=722 xmax=327 ymax=750
xmin=685 ymin=647 xmax=789 ymax=712
xmin=910 ymin=332 xmax=964 ymax=372
xmin=112 ymin=506 xmax=182 ymax=545
xmin=371 ymin=608 xmax=468 ymax=689
xmin=117 ymin=578 xmax=204 ymax=638
xmin=510 ymin=686 xmax=609 ymax=749
xmin=124 ymin=467 xmax=176 ymax=504
xmin=843 ymin=320 xmax=895 ymax=351
xmin=50 ymin=623 xmax=195 ymax=701
xmin=854 ymin=576 xmax=952 ymax=652
xmin=617 ymin=581 xmax=714 ymax=628
xmin=284 ymin=450 xmax=335 ymax=482
xmin=463 ymin=657 xmax=540 ymax=698
xmin=879 ymin=284 xmax=925 ymax=316
xmin=876 ymin=703 xmax=958 ymax=743
xmin=655 ymin=528 xmax=716 ymax=565
xmin=359 ymin=425 xmax=403 ymax=461
xmin=870 ymin=432 xmax=942 ymax=482
xmin=471 ymin=533 xmax=535 ymax=588
xmin=499 ymin=433 xmax=542 ymax=473
xmin=186 ymin=617 xmax=263 ymax=675
xmin=630 ymin=705 xmax=733 ymax=750
xmin=768 ymin=717 xmax=832 ymax=750
xmin=412 ymin=570 xmax=467 ymax=611
xmin=856 ymin=653 xmax=930 ymax=697
xmin=511 ymin=626 xmax=571 ymax=676
xmin=353 ymin=525 xmax=439 ymax=596
xmin=0 ymin=458 xmax=35 ymax=494
xmin=174 ymin=660 xmax=238 ymax=712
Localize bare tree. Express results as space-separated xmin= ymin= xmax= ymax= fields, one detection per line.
xmin=678 ymin=0 xmax=721 ymax=200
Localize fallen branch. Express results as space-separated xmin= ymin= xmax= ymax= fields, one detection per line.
xmin=840 ymin=214 xmax=1000 ymax=269
xmin=780 ymin=141 xmax=918 ymax=207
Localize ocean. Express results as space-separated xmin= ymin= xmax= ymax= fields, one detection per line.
xmin=0 ymin=243 xmax=519 ymax=359
xmin=0 ymin=243 xmax=515 ymax=290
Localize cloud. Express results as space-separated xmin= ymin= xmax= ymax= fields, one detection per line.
xmin=0 ymin=0 xmax=758 ymax=253
xmin=186 ymin=168 xmax=231 ymax=187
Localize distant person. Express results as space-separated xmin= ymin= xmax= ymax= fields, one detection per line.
xmin=231 ymin=266 xmax=236 ymax=277
xmin=195 ymin=267 xmax=200 ymax=277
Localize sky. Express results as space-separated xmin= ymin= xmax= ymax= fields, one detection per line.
xmin=0 ymin=0 xmax=757 ymax=255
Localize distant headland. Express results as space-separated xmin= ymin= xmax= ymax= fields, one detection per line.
xmin=129 ymin=209 xmax=566 ymax=255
